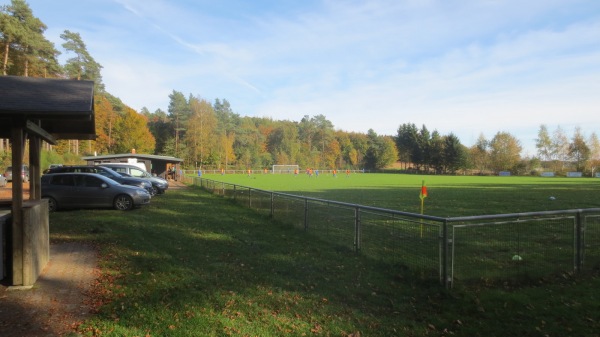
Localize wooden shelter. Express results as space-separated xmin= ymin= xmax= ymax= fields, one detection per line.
xmin=0 ymin=75 xmax=95 ymax=286
xmin=82 ymin=152 xmax=183 ymax=179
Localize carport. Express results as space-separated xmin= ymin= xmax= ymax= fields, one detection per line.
xmin=81 ymin=152 xmax=183 ymax=179
xmin=0 ymin=75 xmax=95 ymax=286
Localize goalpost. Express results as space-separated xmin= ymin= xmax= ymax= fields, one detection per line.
xmin=272 ymin=164 xmax=299 ymax=174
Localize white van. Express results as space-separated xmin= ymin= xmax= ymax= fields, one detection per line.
xmin=98 ymin=162 xmax=149 ymax=176
xmin=124 ymin=161 xmax=147 ymax=171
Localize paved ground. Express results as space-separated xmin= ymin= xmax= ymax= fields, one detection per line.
xmin=0 ymin=180 xmax=188 ymax=336
xmin=0 ymin=182 xmax=29 ymax=200
xmin=0 ymin=242 xmax=98 ymax=337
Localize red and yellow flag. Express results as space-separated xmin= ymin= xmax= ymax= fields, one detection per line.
xmin=419 ymin=180 xmax=427 ymax=236
xmin=419 ymin=181 xmax=428 ymax=200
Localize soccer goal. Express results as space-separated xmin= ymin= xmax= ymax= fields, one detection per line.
xmin=272 ymin=164 xmax=299 ymax=174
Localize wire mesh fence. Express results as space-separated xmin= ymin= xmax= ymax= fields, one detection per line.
xmin=190 ymin=176 xmax=600 ymax=288
xmin=358 ymin=210 xmax=441 ymax=279
xmin=272 ymin=193 xmax=306 ymax=230
xmin=450 ymin=216 xmax=575 ymax=283
xmin=582 ymin=214 xmax=600 ymax=272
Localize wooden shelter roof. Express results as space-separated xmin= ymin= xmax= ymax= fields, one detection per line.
xmin=82 ymin=153 xmax=183 ymax=163
xmin=0 ymin=76 xmax=95 ymax=140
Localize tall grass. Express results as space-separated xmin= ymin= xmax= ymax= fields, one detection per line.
xmin=50 ymin=185 xmax=600 ymax=336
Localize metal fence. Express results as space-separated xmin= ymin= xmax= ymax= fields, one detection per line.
xmin=189 ymin=176 xmax=600 ymax=288
xmin=182 ymin=169 xmax=370 ymax=176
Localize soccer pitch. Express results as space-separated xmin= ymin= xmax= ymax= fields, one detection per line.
xmin=200 ymin=172 xmax=600 ymax=217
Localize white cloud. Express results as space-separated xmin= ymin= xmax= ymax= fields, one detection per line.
xmin=24 ymin=0 xmax=600 ymax=155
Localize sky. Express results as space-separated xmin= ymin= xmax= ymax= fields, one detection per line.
xmin=18 ymin=0 xmax=600 ymax=155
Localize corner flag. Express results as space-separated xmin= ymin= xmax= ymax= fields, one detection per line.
xmin=419 ymin=181 xmax=428 ymax=200
xmin=419 ymin=180 xmax=427 ymax=238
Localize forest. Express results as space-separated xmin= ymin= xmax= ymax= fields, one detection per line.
xmin=2 ymin=0 xmax=600 ymax=176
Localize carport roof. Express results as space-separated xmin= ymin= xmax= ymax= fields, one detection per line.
xmin=0 ymin=75 xmax=96 ymax=140
xmin=82 ymin=153 xmax=183 ymax=163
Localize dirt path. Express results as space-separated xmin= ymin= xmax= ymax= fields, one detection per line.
xmin=0 ymin=243 xmax=99 ymax=336
xmin=0 ymin=182 xmax=28 ymax=200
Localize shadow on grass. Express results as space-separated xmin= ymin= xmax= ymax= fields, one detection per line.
xmin=47 ymin=186 xmax=600 ymax=336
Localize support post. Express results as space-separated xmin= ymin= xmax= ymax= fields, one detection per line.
xmin=29 ymin=135 xmax=42 ymax=200
xmin=354 ymin=206 xmax=361 ymax=252
xmin=304 ymin=198 xmax=309 ymax=231
xmin=11 ymin=126 xmax=24 ymax=285
xmin=575 ymin=211 xmax=584 ymax=272
xmin=441 ymin=220 xmax=451 ymax=288
xmin=248 ymin=188 xmax=252 ymax=208
xmin=270 ymin=192 xmax=274 ymax=218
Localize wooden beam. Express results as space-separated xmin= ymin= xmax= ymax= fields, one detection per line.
xmin=25 ymin=120 xmax=56 ymax=145
xmin=11 ymin=127 xmax=24 ymax=286
xmin=30 ymin=136 xmax=41 ymax=200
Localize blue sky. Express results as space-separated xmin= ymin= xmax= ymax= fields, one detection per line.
xmin=21 ymin=0 xmax=600 ymax=155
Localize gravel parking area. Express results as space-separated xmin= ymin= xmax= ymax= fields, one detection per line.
xmin=0 ymin=182 xmax=28 ymax=200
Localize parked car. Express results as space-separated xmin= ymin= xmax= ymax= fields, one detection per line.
xmin=0 ymin=173 xmax=6 ymax=187
xmin=44 ymin=165 xmax=155 ymax=196
xmin=43 ymin=164 xmax=63 ymax=173
xmin=4 ymin=165 xmax=29 ymax=182
xmin=100 ymin=163 xmax=169 ymax=195
xmin=41 ymin=173 xmax=151 ymax=211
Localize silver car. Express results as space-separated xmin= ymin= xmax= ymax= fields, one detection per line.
xmin=3 ymin=165 xmax=29 ymax=182
xmin=41 ymin=173 xmax=151 ymax=211
xmin=0 ymin=173 xmax=6 ymax=187
xmin=44 ymin=165 xmax=155 ymax=196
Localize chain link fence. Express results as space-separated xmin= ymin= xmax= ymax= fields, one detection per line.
xmin=190 ymin=177 xmax=600 ymax=288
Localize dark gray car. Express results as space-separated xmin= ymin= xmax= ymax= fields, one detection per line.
xmin=45 ymin=165 xmax=155 ymax=196
xmin=41 ymin=173 xmax=151 ymax=211
xmin=100 ymin=164 xmax=169 ymax=195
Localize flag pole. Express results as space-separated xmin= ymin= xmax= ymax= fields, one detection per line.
xmin=420 ymin=196 xmax=424 ymax=238
xmin=419 ymin=180 xmax=427 ymax=238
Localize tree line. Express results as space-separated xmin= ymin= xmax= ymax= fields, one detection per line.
xmin=2 ymin=0 xmax=600 ymax=175
xmin=141 ymin=94 xmax=397 ymax=170
xmin=0 ymin=0 xmax=154 ymax=158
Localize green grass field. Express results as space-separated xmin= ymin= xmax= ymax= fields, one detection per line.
xmin=196 ymin=172 xmax=600 ymax=284
xmin=49 ymin=185 xmax=600 ymax=337
xmin=199 ymin=172 xmax=600 ymax=217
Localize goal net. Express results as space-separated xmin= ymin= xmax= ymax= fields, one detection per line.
xmin=272 ymin=164 xmax=299 ymax=174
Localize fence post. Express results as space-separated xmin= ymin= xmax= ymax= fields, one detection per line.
xmin=575 ymin=210 xmax=583 ymax=272
xmin=354 ymin=206 xmax=361 ymax=252
xmin=304 ymin=198 xmax=309 ymax=231
xmin=270 ymin=192 xmax=274 ymax=218
xmin=233 ymin=185 xmax=236 ymax=201
xmin=248 ymin=188 xmax=252 ymax=208
xmin=441 ymin=219 xmax=451 ymax=288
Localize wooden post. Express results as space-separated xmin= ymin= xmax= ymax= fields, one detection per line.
xmin=29 ymin=135 xmax=42 ymax=200
xmin=11 ymin=126 xmax=24 ymax=285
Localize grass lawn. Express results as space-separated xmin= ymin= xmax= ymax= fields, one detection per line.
xmin=50 ymin=183 xmax=600 ymax=336
xmin=200 ymin=172 xmax=600 ymax=216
